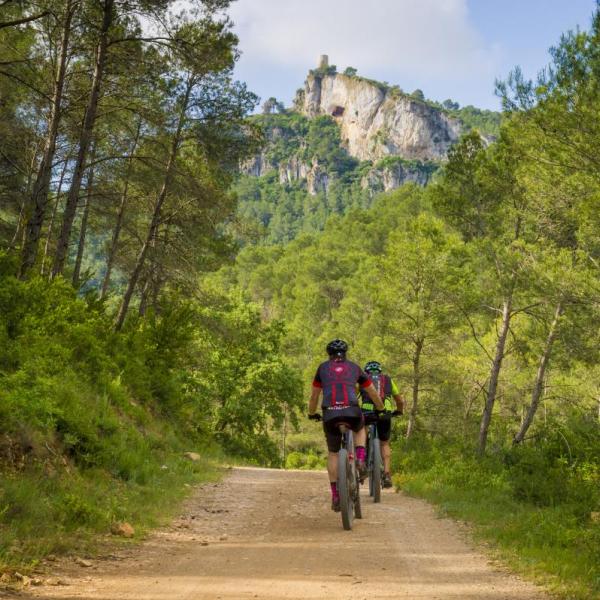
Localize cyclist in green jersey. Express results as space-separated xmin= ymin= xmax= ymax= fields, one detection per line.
xmin=360 ymin=361 xmax=404 ymax=488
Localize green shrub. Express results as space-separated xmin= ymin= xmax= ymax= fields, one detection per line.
xmin=285 ymin=450 xmax=325 ymax=470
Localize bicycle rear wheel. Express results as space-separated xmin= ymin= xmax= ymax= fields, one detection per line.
xmin=353 ymin=467 xmax=362 ymax=519
xmin=338 ymin=448 xmax=353 ymax=530
xmin=372 ymin=436 xmax=382 ymax=503
xmin=368 ymin=428 xmax=375 ymax=497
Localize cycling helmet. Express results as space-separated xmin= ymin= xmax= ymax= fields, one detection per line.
xmin=364 ymin=360 xmax=382 ymax=374
xmin=326 ymin=339 xmax=348 ymax=357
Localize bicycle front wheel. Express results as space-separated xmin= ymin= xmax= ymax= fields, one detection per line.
xmin=368 ymin=431 xmax=375 ymax=497
xmin=338 ymin=448 xmax=353 ymax=531
xmin=372 ymin=436 xmax=382 ymax=503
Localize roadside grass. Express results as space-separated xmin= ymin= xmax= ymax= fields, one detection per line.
xmin=0 ymin=267 xmax=229 ymax=575
xmin=0 ymin=444 xmax=224 ymax=574
xmin=393 ymin=444 xmax=600 ymax=600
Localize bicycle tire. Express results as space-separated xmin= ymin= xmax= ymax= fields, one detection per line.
xmin=372 ymin=436 xmax=382 ymax=503
xmin=338 ymin=448 xmax=353 ymax=530
xmin=368 ymin=428 xmax=375 ymax=497
xmin=353 ymin=467 xmax=362 ymax=519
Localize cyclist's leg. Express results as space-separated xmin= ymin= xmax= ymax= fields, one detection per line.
xmin=380 ymin=440 xmax=391 ymax=473
xmin=351 ymin=415 xmax=367 ymax=479
xmin=324 ymin=419 xmax=342 ymax=509
xmin=377 ymin=418 xmax=393 ymax=486
xmin=327 ymin=451 xmax=339 ymax=482
xmin=353 ymin=425 xmax=366 ymax=448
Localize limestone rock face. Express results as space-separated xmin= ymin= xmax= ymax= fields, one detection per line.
xmin=306 ymin=162 xmax=329 ymax=195
xmin=297 ymin=73 xmax=461 ymax=162
xmin=361 ymin=162 xmax=433 ymax=193
xmin=241 ymin=152 xmax=275 ymax=177
xmin=278 ymin=156 xmax=310 ymax=185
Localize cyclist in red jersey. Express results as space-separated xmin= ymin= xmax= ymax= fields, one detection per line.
xmin=308 ymin=339 xmax=385 ymax=511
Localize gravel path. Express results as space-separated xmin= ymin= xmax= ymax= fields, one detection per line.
xmin=16 ymin=467 xmax=548 ymax=600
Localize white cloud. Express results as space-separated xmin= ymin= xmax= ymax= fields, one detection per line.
xmin=228 ymin=0 xmax=500 ymax=82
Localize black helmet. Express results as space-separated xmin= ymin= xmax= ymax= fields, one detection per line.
xmin=364 ymin=360 xmax=382 ymax=374
xmin=326 ymin=339 xmax=348 ymax=357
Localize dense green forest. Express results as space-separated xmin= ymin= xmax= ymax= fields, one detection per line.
xmin=1 ymin=0 xmax=599 ymax=597
xmin=0 ymin=0 xmax=301 ymax=569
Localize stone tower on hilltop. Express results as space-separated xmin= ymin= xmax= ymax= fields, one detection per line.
xmin=318 ymin=54 xmax=329 ymax=70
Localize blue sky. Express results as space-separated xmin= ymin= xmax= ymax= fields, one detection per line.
xmin=227 ymin=0 xmax=597 ymax=110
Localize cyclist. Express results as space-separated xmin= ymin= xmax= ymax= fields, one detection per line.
xmin=308 ymin=339 xmax=385 ymax=511
xmin=360 ymin=361 xmax=404 ymax=488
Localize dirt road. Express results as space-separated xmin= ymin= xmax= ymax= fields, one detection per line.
xmin=23 ymin=467 xmax=547 ymax=600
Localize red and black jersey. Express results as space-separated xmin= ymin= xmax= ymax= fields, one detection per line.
xmin=313 ymin=358 xmax=371 ymax=410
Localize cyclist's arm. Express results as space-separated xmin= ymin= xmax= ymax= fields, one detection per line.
xmin=393 ymin=393 xmax=404 ymax=412
xmin=308 ymin=385 xmax=321 ymax=415
xmin=391 ymin=379 xmax=404 ymax=412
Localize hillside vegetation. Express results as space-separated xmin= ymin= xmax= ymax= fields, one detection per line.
xmin=235 ymin=112 xmax=437 ymax=243
xmin=234 ymin=66 xmax=499 ymax=245
xmin=0 ymin=0 xmax=301 ymax=573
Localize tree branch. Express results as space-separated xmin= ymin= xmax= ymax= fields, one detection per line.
xmin=510 ymin=302 xmax=542 ymax=316
xmin=0 ymin=69 xmax=53 ymax=102
xmin=0 ymin=11 xmax=51 ymax=30
xmin=461 ymin=306 xmax=494 ymax=363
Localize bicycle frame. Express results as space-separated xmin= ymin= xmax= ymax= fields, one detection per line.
xmin=337 ymin=422 xmax=362 ymax=530
xmin=364 ymin=412 xmax=393 ymax=502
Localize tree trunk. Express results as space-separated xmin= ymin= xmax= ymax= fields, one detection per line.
xmin=100 ymin=120 xmax=141 ymax=299
xmin=51 ymin=0 xmax=113 ymax=278
xmin=40 ymin=155 xmax=70 ymax=275
xmin=149 ymin=221 xmax=171 ymax=313
xmin=10 ymin=201 xmax=26 ymax=249
xmin=478 ymin=296 xmax=512 ymax=455
xmin=513 ymin=301 xmax=563 ymax=444
xmin=19 ymin=0 xmax=76 ymax=276
xmin=40 ymin=193 xmax=60 ymax=276
xmin=406 ymin=338 xmax=423 ymax=439
xmin=114 ymin=77 xmax=193 ymax=331
xmin=72 ymin=152 xmax=95 ymax=286
xmin=11 ymin=141 xmax=41 ymax=250
xmin=138 ymin=276 xmax=151 ymax=317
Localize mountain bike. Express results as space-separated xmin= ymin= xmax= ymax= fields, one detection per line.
xmin=336 ymin=421 xmax=362 ymax=530
xmin=364 ymin=411 xmax=392 ymax=503
xmin=309 ymin=414 xmax=362 ymax=530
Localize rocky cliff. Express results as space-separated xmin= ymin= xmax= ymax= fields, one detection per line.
xmin=235 ymin=61 xmax=500 ymax=244
xmin=296 ymin=71 xmax=462 ymax=162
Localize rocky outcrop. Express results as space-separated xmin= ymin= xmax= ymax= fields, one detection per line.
xmin=241 ymin=152 xmax=275 ymax=177
xmin=243 ymin=153 xmax=330 ymax=196
xmin=278 ymin=156 xmax=310 ymax=185
xmin=361 ymin=161 xmax=435 ymax=193
xmin=297 ymin=72 xmax=461 ymax=162
xmin=306 ymin=162 xmax=329 ymax=195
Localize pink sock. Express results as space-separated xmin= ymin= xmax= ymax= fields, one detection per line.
xmin=356 ymin=446 xmax=366 ymax=462
xmin=330 ymin=482 xmax=339 ymax=499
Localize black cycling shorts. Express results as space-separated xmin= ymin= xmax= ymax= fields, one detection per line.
xmin=363 ymin=412 xmax=392 ymax=442
xmin=322 ymin=408 xmax=364 ymax=453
